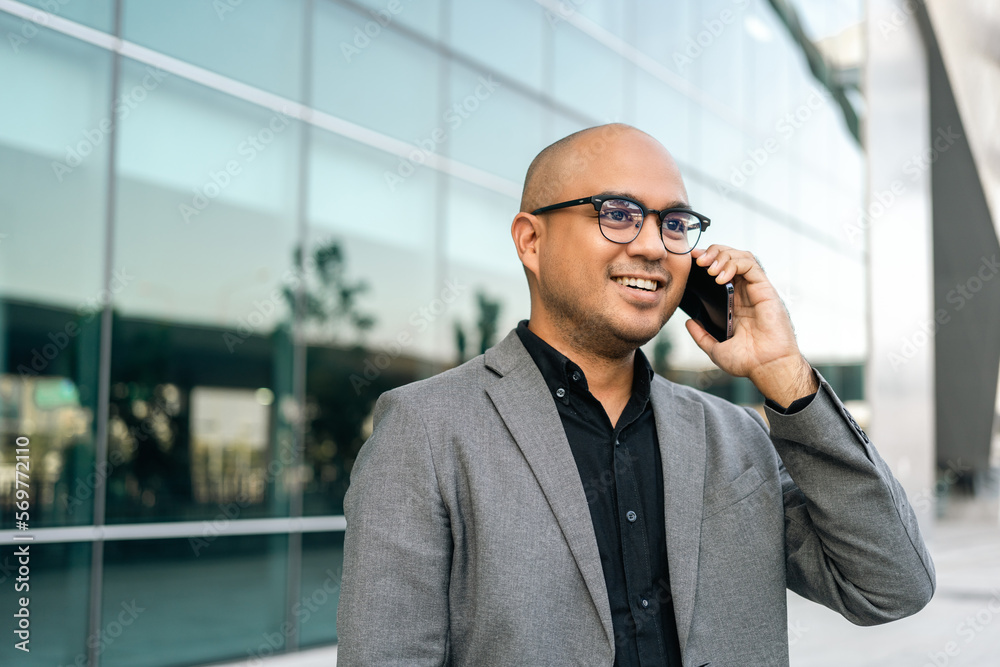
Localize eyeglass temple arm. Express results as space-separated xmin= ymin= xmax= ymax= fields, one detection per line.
xmin=531 ymin=197 xmax=595 ymax=215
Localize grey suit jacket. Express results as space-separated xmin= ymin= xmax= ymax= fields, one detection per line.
xmin=337 ymin=329 xmax=935 ymax=666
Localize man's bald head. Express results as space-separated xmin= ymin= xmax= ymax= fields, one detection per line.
xmin=519 ymin=123 xmax=657 ymax=213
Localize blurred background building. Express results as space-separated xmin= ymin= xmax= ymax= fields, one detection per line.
xmin=0 ymin=1 xmax=996 ymax=666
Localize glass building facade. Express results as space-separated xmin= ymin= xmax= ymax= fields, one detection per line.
xmin=0 ymin=1 xmax=863 ymax=665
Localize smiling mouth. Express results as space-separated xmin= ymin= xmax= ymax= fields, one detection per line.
xmin=613 ymin=276 xmax=662 ymax=292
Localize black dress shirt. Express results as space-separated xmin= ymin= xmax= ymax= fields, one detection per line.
xmin=516 ymin=321 xmax=683 ymax=667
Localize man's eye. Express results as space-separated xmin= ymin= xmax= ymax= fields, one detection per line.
xmin=608 ymin=210 xmax=628 ymax=222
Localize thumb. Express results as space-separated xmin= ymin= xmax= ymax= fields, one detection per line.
xmin=685 ymin=318 xmax=718 ymax=358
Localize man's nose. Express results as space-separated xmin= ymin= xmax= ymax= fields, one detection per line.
xmin=626 ymin=212 xmax=667 ymax=259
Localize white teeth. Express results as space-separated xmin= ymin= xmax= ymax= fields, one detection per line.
xmin=614 ymin=277 xmax=658 ymax=291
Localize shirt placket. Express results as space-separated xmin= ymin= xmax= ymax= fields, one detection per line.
xmin=612 ymin=422 xmax=665 ymax=664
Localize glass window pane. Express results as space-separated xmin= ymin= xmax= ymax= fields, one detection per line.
xmin=122 ymin=0 xmax=305 ymax=102
xmin=0 ymin=19 xmax=111 ymax=306
xmin=0 ymin=542 xmax=91 ymax=666
xmin=345 ymin=0 xmax=443 ymax=41
xmin=699 ymin=113 xmax=745 ymax=184
xmin=100 ymin=535 xmax=288 ymax=667
xmin=571 ymin=0 xmax=627 ymax=39
xmin=0 ymin=18 xmax=111 ymax=528
xmin=109 ymin=61 xmax=301 ymax=523
xmin=690 ymin=0 xmax=747 ymax=118
xmin=14 ymin=0 xmax=114 ymax=33
xmin=449 ymin=0 xmax=544 ymax=92
xmin=115 ymin=60 xmax=301 ymax=328
xmin=303 ymin=131 xmax=440 ymax=516
xmin=552 ymin=26 xmax=627 ymax=123
xmin=299 ymin=531 xmax=344 ymax=647
xmin=312 ymin=1 xmax=440 ymax=144
xmin=307 ymin=132 xmax=438 ymax=354
xmin=445 ymin=63 xmax=545 ymax=184
xmin=635 ymin=72 xmax=695 ymax=168
xmin=445 ymin=177 xmax=528 ymax=356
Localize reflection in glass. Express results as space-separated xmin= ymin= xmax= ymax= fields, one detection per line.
xmin=312 ymin=0 xmax=440 ymax=144
xmin=0 ymin=19 xmax=111 ymax=528
xmin=123 ymin=0 xmax=305 ymax=102
xmin=298 ymin=531 xmax=345 ymax=647
xmin=449 ymin=0 xmax=545 ymax=91
xmin=101 ymin=535 xmax=288 ymax=667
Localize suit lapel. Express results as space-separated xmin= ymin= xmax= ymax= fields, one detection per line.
xmin=651 ymin=380 xmax=706 ymax=651
xmin=483 ymin=332 xmax=615 ymax=652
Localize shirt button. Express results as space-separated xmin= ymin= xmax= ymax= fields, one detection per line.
xmin=640 ymin=598 xmax=649 ymax=608
xmin=571 ymin=371 xmax=581 ymax=382
xmin=555 ymin=387 xmax=566 ymax=398
xmin=626 ymin=510 xmax=637 ymax=522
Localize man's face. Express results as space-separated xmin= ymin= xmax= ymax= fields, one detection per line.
xmin=531 ymin=130 xmax=693 ymax=358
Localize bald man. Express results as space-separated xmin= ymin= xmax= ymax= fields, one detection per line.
xmin=337 ymin=124 xmax=934 ymax=667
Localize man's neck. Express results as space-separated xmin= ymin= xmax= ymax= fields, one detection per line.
xmin=526 ymin=320 xmax=636 ymax=426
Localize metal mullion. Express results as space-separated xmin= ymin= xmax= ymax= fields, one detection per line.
xmin=86 ymin=1 xmax=123 ymax=665
xmin=283 ymin=0 xmax=315 ymax=654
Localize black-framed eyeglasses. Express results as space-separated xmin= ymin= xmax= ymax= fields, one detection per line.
xmin=531 ymin=194 xmax=711 ymax=254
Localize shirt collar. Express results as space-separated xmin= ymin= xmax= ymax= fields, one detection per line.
xmin=515 ymin=320 xmax=653 ymax=405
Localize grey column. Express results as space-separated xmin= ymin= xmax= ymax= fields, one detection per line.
xmin=914 ymin=2 xmax=1000 ymax=480
xmin=863 ymin=0 xmax=935 ymax=529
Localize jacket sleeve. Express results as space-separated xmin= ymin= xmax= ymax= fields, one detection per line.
xmin=336 ymin=389 xmax=452 ymax=665
xmin=756 ymin=371 xmax=936 ymax=625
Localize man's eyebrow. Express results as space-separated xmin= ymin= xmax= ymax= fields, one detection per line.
xmin=600 ymin=191 xmax=691 ymax=210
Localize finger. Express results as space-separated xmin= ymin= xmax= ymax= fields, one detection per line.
xmin=695 ymin=244 xmax=731 ymax=267
xmin=685 ymin=318 xmax=718 ymax=358
xmin=712 ymin=251 xmax=767 ymax=285
xmin=707 ymin=250 xmax=740 ymax=284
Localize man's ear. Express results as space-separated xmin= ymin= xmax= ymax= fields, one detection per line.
xmin=511 ymin=212 xmax=542 ymax=280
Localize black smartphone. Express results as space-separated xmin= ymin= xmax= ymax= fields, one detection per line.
xmin=679 ymin=257 xmax=734 ymax=342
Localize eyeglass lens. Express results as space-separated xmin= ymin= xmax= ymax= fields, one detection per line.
xmin=598 ymin=199 xmax=701 ymax=252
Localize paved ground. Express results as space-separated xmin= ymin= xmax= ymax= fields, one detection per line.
xmin=214 ymin=515 xmax=1000 ymax=667
xmin=788 ymin=518 xmax=1000 ymax=667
